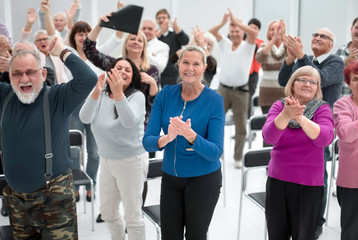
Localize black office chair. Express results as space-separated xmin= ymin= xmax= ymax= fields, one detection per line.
xmin=69 ymin=130 xmax=95 ymax=231
xmin=248 ymin=114 xmax=267 ymax=149
xmin=325 ymin=137 xmax=339 ymax=226
xmin=142 ymin=158 xmax=163 ymax=240
xmin=237 ymin=147 xmax=272 ymax=240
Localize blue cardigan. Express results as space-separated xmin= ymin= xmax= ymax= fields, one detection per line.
xmin=278 ymin=54 xmax=345 ymax=106
xmin=143 ymin=84 xmax=225 ymax=177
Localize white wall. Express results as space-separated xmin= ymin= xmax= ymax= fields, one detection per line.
xmin=0 ymin=0 xmax=357 ymax=54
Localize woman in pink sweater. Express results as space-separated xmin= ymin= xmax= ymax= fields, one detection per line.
xmin=333 ymin=60 xmax=358 ymax=240
xmin=262 ymin=65 xmax=334 ymax=240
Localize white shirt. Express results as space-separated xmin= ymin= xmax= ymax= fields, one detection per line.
xmin=147 ymin=37 xmax=170 ymax=74
xmin=218 ymin=37 xmax=255 ymax=87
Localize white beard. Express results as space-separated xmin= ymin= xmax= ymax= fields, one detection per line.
xmin=11 ymin=83 xmax=41 ymax=104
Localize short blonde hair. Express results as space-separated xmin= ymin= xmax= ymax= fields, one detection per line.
xmin=284 ymin=66 xmax=323 ymax=100
xmin=122 ymin=30 xmax=150 ymax=71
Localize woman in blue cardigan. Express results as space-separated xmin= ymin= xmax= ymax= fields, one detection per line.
xmin=143 ymin=45 xmax=225 ymax=239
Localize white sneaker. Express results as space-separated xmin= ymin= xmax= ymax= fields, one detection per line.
xmin=235 ymin=161 xmax=242 ymax=169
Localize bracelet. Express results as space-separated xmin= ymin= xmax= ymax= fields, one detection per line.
xmin=60 ymin=49 xmax=71 ymax=62
xmin=114 ymin=95 xmax=125 ymax=102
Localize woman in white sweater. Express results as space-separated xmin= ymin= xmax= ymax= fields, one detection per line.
xmin=79 ymin=57 xmax=148 ymax=240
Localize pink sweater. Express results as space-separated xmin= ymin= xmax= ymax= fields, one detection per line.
xmin=263 ymin=101 xmax=334 ymax=186
xmin=333 ymin=95 xmax=358 ymax=188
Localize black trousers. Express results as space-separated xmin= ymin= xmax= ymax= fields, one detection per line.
xmin=337 ymin=186 xmax=358 ymax=240
xmin=160 ymin=168 xmax=222 ymax=240
xmin=265 ymin=177 xmax=323 ymax=240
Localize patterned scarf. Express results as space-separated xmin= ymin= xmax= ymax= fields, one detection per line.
xmin=279 ymin=98 xmax=328 ymax=128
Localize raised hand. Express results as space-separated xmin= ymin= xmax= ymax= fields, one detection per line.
xmin=220 ymin=12 xmax=230 ymax=26
xmin=192 ymin=26 xmax=205 ymax=46
xmin=284 ymin=35 xmax=304 ymax=59
xmin=40 ymin=0 xmax=50 ymax=12
xmin=140 ymin=72 xmax=155 ymax=85
xmin=0 ymin=54 xmax=11 ymax=72
xmin=172 ymin=17 xmax=182 ymax=33
xmin=347 ymin=47 xmax=358 ymax=64
xmin=66 ymin=3 xmax=78 ymax=22
xmin=48 ymin=36 xmax=65 ymax=56
xmin=99 ymin=12 xmax=114 ymax=25
xmin=107 ymin=68 xmax=124 ymax=99
xmin=91 ymin=73 xmax=106 ymax=100
xmin=280 ymin=19 xmax=286 ymax=40
xmin=0 ymin=35 xmax=11 ymax=54
xmin=117 ymin=0 xmax=125 ymax=9
xmin=27 ymin=8 xmax=38 ymax=25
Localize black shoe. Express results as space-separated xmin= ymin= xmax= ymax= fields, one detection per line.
xmin=75 ymin=192 xmax=80 ymax=202
xmin=96 ymin=213 xmax=105 ymax=223
xmin=86 ymin=191 xmax=95 ymax=202
xmin=1 ymin=200 xmax=8 ymax=217
xmin=315 ymin=226 xmax=323 ymax=239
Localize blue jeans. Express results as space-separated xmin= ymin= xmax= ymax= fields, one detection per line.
xmin=70 ymin=105 xmax=99 ymax=191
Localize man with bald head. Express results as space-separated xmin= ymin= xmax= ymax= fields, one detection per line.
xmin=278 ymin=26 xmax=345 ymax=239
xmin=141 ymin=19 xmax=169 ymax=75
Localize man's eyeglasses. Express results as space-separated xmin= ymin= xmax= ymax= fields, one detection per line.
xmin=295 ymin=78 xmax=318 ymax=86
xmin=35 ymin=37 xmax=49 ymax=42
xmin=11 ymin=69 xmax=42 ymax=79
xmin=312 ymin=33 xmax=333 ymax=42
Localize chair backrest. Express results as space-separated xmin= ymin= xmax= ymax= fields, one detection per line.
xmin=142 ymin=158 xmax=163 ymax=206
xmin=252 ymin=95 xmax=259 ymax=107
xmin=69 ymin=130 xmax=85 ymax=168
xmin=249 ymin=114 xmax=267 ymax=131
xmin=248 ymin=114 xmax=267 ymax=149
xmin=69 ymin=130 xmax=83 ymax=148
xmin=147 ymin=158 xmax=163 ymax=179
xmin=242 ymin=147 xmax=272 ymax=193
xmin=244 ymin=147 xmax=272 ymax=169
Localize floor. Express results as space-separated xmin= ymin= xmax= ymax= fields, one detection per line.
xmin=0 ymin=108 xmax=343 ymax=240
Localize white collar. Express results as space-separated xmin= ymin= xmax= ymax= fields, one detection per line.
xmin=315 ymin=52 xmax=330 ymax=64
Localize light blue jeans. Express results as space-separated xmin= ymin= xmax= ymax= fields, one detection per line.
xmin=70 ymin=104 xmax=99 ymax=191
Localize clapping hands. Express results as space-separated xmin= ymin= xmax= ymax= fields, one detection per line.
xmin=282 ymin=96 xmax=305 ymax=121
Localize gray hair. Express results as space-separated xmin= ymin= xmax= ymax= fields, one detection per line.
xmin=13 ymin=40 xmax=39 ymax=55
xmin=10 ymin=50 xmax=42 ymax=73
xmin=33 ymin=30 xmax=48 ymax=42
xmin=53 ymin=12 xmax=67 ymax=22
xmin=178 ymin=45 xmax=207 ymax=66
xmin=141 ymin=18 xmax=157 ymax=29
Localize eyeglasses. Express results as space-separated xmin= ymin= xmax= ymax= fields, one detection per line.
xmin=312 ymin=33 xmax=333 ymax=42
xmin=35 ymin=37 xmax=49 ymax=42
xmin=295 ymin=78 xmax=318 ymax=86
xmin=11 ymin=69 xmax=42 ymax=79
